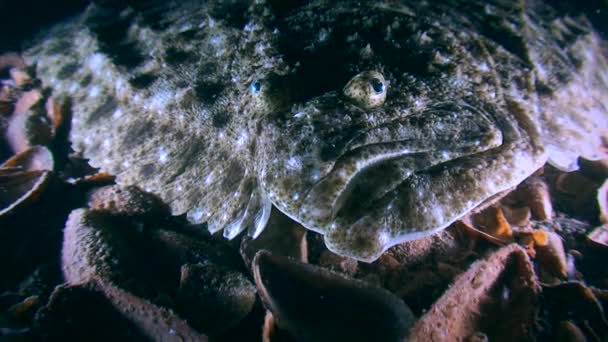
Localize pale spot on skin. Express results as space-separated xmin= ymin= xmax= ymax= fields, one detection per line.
xmin=190 ymin=209 xmax=204 ymax=222
xmin=87 ymin=53 xmax=104 ymax=71
xmin=236 ymin=130 xmax=249 ymax=148
xmin=431 ymin=205 xmax=444 ymax=223
xmin=286 ymin=156 xmax=302 ymax=171
xmin=69 ymin=82 xmax=79 ymax=93
xmin=244 ymin=22 xmax=255 ymax=32
xmin=484 ymin=180 xmax=497 ymax=193
xmin=88 ymin=85 xmax=100 ymax=98
xmin=158 ymin=148 xmax=168 ymax=164
xmin=147 ymin=91 xmax=171 ymax=113
xmin=377 ymin=231 xmax=391 ymax=246
xmin=204 ymin=173 xmax=215 ymax=186
xmin=311 ymin=170 xmax=321 ymax=182
xmin=114 ymin=79 xmax=124 ymax=93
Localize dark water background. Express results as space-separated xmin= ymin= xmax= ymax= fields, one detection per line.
xmin=0 ymin=0 xmax=89 ymax=53
xmin=0 ymin=0 xmax=606 ymax=56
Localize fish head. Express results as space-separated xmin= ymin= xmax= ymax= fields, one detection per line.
xmin=255 ymin=3 xmax=508 ymax=261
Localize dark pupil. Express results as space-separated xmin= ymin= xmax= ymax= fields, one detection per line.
xmin=251 ymin=81 xmax=261 ymax=93
xmin=370 ymin=78 xmax=384 ymax=93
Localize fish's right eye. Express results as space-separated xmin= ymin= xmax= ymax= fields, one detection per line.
xmin=342 ymin=71 xmax=387 ymax=109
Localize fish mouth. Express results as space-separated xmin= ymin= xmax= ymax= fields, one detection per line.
xmin=297 ymin=103 xmax=503 ymax=230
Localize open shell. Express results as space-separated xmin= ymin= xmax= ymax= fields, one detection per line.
xmin=408 ymin=244 xmax=540 ymax=341
xmin=253 ymin=251 xmax=415 ymax=342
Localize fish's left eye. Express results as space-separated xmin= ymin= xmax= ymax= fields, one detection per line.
xmin=250 ymin=81 xmax=262 ymax=94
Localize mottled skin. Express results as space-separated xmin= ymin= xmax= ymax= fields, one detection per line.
xmin=25 ymin=1 xmax=608 ymax=261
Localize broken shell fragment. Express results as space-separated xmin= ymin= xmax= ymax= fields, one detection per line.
xmin=11 ymin=90 xmax=41 ymax=117
xmin=0 ymin=85 xmax=16 ymax=116
xmin=61 ymin=207 xmax=182 ymax=299
xmin=382 ymin=228 xmax=464 ymax=269
xmin=554 ymin=171 xmax=599 ymax=218
xmin=587 ymin=224 xmax=608 ymax=249
xmin=554 ymin=321 xmax=586 ymax=342
xmin=0 ymin=146 xmax=53 ymax=217
xmin=317 ymin=250 xmax=359 ymax=276
xmin=87 ymin=185 xmax=170 ymax=219
xmin=2 ymin=294 xmax=40 ymax=329
xmin=520 ymin=177 xmax=553 ymax=221
xmin=98 ymin=281 xmax=207 ymax=341
xmin=457 ymin=205 xmax=514 ymax=245
xmin=63 ymin=153 xmax=115 ymax=186
xmin=62 ymin=208 xmax=214 ymax=339
xmin=598 ymin=180 xmax=608 ymax=224
xmin=0 ymin=53 xmax=26 ymax=72
xmin=535 ymin=231 xmax=568 ymax=280
xmin=44 ymin=95 xmax=70 ymax=136
xmin=34 ymin=284 xmax=145 ymax=340
xmin=37 ymin=283 xmax=206 ymax=341
xmin=241 ymin=208 xmax=308 ymax=269
xmin=9 ymin=68 xmax=34 ymax=88
xmin=467 ymin=331 xmax=489 ymax=342
xmin=253 ymin=251 xmax=415 ymax=342
xmin=579 ymin=157 xmax=608 ymax=180
xmin=516 ymin=230 xmax=547 ymax=258
xmin=263 ymin=311 xmax=298 ymax=342
xmin=61 ymin=209 xmax=147 ymax=288
xmin=408 ymin=244 xmax=540 ymax=341
xmin=531 ymin=230 xmax=549 ymax=247
xmin=148 ymin=228 xmax=244 ymax=271
xmin=177 ymin=262 xmax=256 ymax=335
xmin=263 ymin=311 xmax=276 ymax=342
xmin=6 ymin=93 xmax=53 ymax=154
xmin=500 ymin=205 xmax=531 ymax=227
xmin=542 ymin=282 xmax=608 ymax=341
xmin=1 ymin=145 xmax=53 ymax=172
xmin=471 ymin=205 xmax=514 ymax=242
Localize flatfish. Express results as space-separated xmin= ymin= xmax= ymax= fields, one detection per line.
xmin=24 ymin=0 xmax=608 ymax=261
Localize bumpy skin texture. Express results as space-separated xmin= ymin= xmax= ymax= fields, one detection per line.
xmin=24 ymin=0 xmax=608 ymax=261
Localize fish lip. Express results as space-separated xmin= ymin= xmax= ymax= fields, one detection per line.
xmin=297 ymin=105 xmax=503 ymax=227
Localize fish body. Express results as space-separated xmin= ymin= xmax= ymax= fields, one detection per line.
xmin=25 ymin=0 xmax=608 ymax=261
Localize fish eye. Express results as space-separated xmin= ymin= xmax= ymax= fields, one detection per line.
xmin=342 ymin=71 xmax=387 ymax=109
xmin=370 ymin=78 xmax=385 ymax=93
xmin=250 ymin=81 xmax=262 ymax=94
